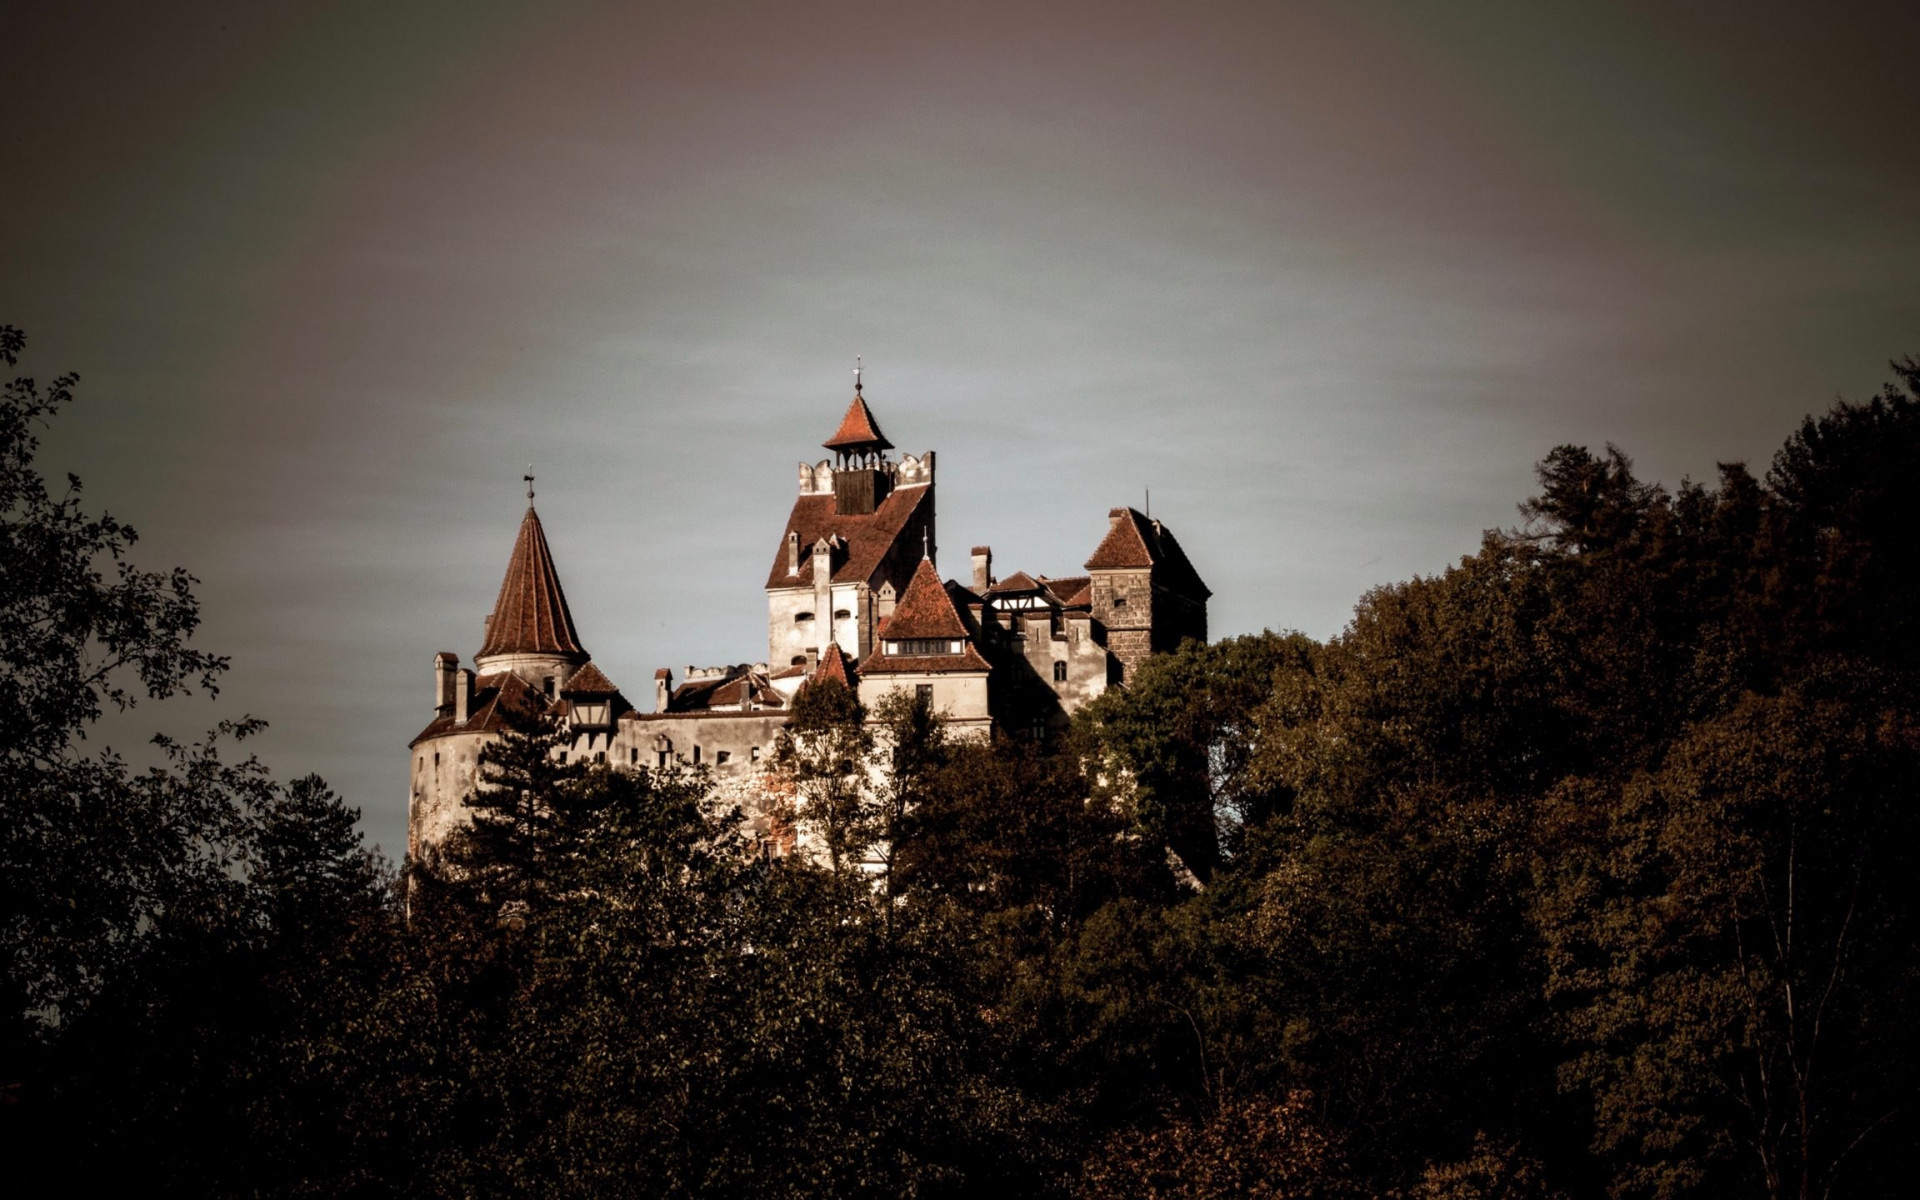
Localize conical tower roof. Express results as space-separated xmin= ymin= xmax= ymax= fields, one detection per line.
xmin=476 ymin=506 xmax=588 ymax=662
xmin=823 ymin=392 xmax=893 ymax=453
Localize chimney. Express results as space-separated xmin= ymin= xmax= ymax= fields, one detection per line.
xmin=454 ymin=668 xmax=474 ymax=724
xmin=434 ymin=652 xmax=458 ymax=714
xmin=654 ymin=667 xmax=673 ymax=714
xmin=806 ymin=646 xmax=820 ymax=671
xmin=971 ymin=545 xmax=992 ymax=593
xmin=787 ymin=531 xmax=800 ymax=576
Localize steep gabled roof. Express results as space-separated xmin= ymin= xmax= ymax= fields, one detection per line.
xmin=823 ymin=393 xmax=893 ymax=452
xmin=766 ymin=481 xmax=930 ymax=590
xmin=563 ymin=661 xmax=617 ymax=695
xmin=877 ymin=557 xmax=969 ymax=640
xmin=813 ymin=641 xmax=853 ymax=688
xmin=1083 ymin=507 xmax=1212 ymax=599
xmin=477 ymin=506 xmax=588 ymax=662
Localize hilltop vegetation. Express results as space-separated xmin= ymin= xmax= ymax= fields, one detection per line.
xmin=4 ymin=324 xmax=1917 ymax=1197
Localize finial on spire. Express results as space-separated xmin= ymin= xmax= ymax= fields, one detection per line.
xmin=921 ymin=527 xmax=930 ymax=560
xmin=854 ymin=354 xmax=862 ymax=394
xmin=525 ymin=465 xmax=535 ymax=503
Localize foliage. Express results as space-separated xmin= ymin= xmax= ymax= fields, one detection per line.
xmin=10 ymin=324 xmax=1920 ymax=1198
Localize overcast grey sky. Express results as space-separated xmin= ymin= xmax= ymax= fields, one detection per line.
xmin=4 ymin=0 xmax=1917 ymax=856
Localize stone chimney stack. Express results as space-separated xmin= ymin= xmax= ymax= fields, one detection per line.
xmin=787 ymin=530 xmax=800 ymax=576
xmin=434 ymin=652 xmax=458 ymax=714
xmin=454 ymin=668 xmax=474 ymax=724
xmin=971 ymin=545 xmax=993 ymax=592
xmin=654 ymin=668 xmax=673 ymax=714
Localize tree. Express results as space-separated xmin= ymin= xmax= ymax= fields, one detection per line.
xmin=1 ymin=325 xmax=231 ymax=1046
xmin=774 ymin=675 xmax=875 ymax=875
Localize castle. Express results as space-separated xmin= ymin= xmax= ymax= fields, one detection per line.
xmin=408 ymin=378 xmax=1210 ymax=858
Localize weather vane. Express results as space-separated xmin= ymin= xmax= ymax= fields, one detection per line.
xmin=854 ymin=354 xmax=862 ymax=393
xmin=524 ymin=465 xmax=535 ymax=502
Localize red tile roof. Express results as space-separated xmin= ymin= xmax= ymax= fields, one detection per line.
xmin=822 ymin=393 xmax=893 ymax=452
xmin=985 ymin=570 xmax=1043 ymax=595
xmin=477 ymin=506 xmax=589 ymax=662
xmin=563 ymin=661 xmax=617 ymax=694
xmin=1083 ymin=507 xmax=1212 ymax=599
xmin=410 ymin=671 xmax=546 ymax=746
xmin=813 ymin=641 xmax=852 ymax=688
xmin=765 ymin=481 xmax=930 ymax=590
xmin=1040 ymin=575 xmax=1091 ymax=606
xmin=877 ymin=557 xmax=970 ymax=640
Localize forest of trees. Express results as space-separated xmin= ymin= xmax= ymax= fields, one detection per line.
xmin=4 ymin=323 xmax=1916 ymax=1197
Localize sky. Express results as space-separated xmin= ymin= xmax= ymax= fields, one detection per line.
xmin=4 ymin=0 xmax=1917 ymax=857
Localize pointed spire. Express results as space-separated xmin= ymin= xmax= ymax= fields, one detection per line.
xmin=476 ymin=506 xmax=588 ymax=663
xmin=823 ymin=392 xmax=893 ymax=454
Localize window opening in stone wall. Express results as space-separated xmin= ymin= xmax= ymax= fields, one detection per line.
xmin=1113 ymin=594 xmax=1127 ymax=608
xmin=791 ymin=655 xmax=807 ymax=665
xmin=794 ymin=612 xmax=814 ymax=623
xmin=833 ymin=609 xmax=850 ymax=620
xmin=657 ymin=751 xmax=670 ymax=769
xmin=544 ymin=676 xmax=556 ymax=697
xmin=693 ymin=745 xmax=702 ymax=764
xmin=1053 ymin=661 xmax=1068 ymax=682
xmin=558 ymin=751 xmax=567 ymax=763
xmin=630 ymin=747 xmax=638 ymax=764
xmin=751 ymin=745 xmax=760 ymax=762
xmin=433 ymin=752 xmax=440 ymax=766
xmin=716 ymin=750 xmax=730 ymax=765
xmin=596 ymin=751 xmax=606 ymax=763
xmin=916 ymin=684 xmax=934 ymax=706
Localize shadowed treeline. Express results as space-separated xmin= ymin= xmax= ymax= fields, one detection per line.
xmin=4 ymin=324 xmax=1917 ymax=1197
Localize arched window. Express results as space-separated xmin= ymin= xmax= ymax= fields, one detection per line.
xmin=794 ymin=611 xmax=814 ymax=624
xmin=833 ymin=608 xmax=851 ymax=620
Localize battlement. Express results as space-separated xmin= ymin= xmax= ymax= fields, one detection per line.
xmin=796 ymin=451 xmax=935 ymax=496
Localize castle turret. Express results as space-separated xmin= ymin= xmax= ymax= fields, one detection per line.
xmin=1085 ymin=507 xmax=1210 ymax=683
xmin=474 ymin=503 xmax=590 ymax=698
xmin=767 ymin=373 xmax=935 ymax=666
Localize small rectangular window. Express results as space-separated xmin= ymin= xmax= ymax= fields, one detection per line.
xmin=1113 ymin=594 xmax=1128 ymax=608
xmin=693 ymin=745 xmax=702 ymax=765
xmin=916 ymin=684 xmax=934 ymax=706
xmin=1053 ymin=661 xmax=1068 ymax=682
xmin=750 ymin=746 xmax=761 ymax=762
xmin=433 ymin=752 xmax=440 ymax=766
xmin=716 ymin=750 xmax=731 ymax=765
xmin=657 ymin=751 xmax=670 ymax=769
xmin=630 ymin=747 xmax=639 ymax=764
